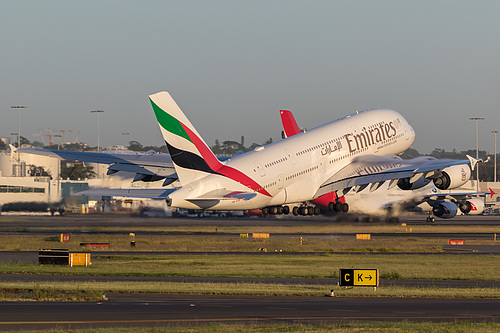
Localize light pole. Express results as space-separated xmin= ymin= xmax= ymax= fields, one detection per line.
xmin=121 ymin=132 xmax=130 ymax=150
xmin=11 ymin=105 xmax=26 ymax=149
xmin=54 ymin=134 xmax=62 ymax=150
xmin=91 ymin=110 xmax=104 ymax=151
xmin=493 ymin=129 xmax=498 ymax=183
xmin=469 ymin=117 xmax=485 ymax=192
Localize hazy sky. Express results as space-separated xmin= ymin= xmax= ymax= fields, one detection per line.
xmin=2 ymin=1 xmax=499 ymax=154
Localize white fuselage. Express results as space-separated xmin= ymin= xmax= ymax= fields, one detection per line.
xmin=169 ymin=109 xmax=416 ymax=210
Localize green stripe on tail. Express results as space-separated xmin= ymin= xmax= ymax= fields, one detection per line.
xmin=150 ymin=98 xmax=191 ymax=142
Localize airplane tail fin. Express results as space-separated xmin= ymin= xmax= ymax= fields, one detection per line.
xmin=149 ymin=91 xmax=222 ymax=185
xmin=280 ymin=110 xmax=301 ymax=138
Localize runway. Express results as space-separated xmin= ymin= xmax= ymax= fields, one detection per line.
xmin=0 ymin=294 xmax=498 ymax=330
xmin=1 ymin=213 xmax=500 ymax=230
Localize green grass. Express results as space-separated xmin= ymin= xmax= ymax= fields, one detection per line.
xmin=1 ymin=281 xmax=499 ymax=300
xmin=1 ymin=254 xmax=499 ymax=280
xmin=1 ymin=233 xmax=498 ymax=253
xmin=5 ymin=322 xmax=500 ymax=333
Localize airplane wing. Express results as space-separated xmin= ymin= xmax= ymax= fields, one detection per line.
xmin=424 ymin=188 xmax=495 ymax=201
xmin=314 ymin=154 xmax=478 ymax=198
xmin=17 ymin=147 xmax=177 ymax=185
xmin=73 ymin=188 xmax=176 ymax=199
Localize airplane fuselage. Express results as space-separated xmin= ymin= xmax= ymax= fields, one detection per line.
xmin=168 ymin=108 xmax=416 ymax=210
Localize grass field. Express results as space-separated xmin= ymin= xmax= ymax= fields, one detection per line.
xmin=2 ymin=322 xmax=500 ymax=333
xmin=1 ymin=254 xmax=499 ymax=280
xmin=0 ymin=233 xmax=498 ymax=253
xmin=1 ymin=280 xmax=499 ymax=301
xmin=1 ymin=220 xmax=499 ymax=302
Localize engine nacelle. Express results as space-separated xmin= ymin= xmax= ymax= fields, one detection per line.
xmin=397 ymin=177 xmax=431 ymax=190
xmin=433 ymin=165 xmax=471 ymax=190
xmin=458 ymin=198 xmax=485 ymax=215
xmin=432 ymin=201 xmax=458 ymax=219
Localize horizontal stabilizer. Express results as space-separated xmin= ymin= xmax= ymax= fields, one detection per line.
xmin=186 ymin=189 xmax=257 ymax=202
xmin=73 ymin=188 xmax=176 ymax=199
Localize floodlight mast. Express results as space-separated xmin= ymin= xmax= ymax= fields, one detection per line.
xmin=91 ymin=110 xmax=104 ymax=151
xmin=469 ymin=117 xmax=485 ymax=192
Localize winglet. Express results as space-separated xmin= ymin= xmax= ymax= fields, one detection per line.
xmin=466 ymin=155 xmax=481 ymax=170
xmin=489 ymin=187 xmax=495 ymax=199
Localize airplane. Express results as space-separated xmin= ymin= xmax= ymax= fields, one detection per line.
xmin=279 ymin=109 xmax=494 ymax=221
xmin=76 ymin=91 xmax=481 ymax=217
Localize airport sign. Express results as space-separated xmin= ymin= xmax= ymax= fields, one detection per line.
xmin=339 ymin=269 xmax=379 ymax=287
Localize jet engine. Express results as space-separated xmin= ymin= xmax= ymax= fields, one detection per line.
xmin=397 ymin=176 xmax=431 ymax=190
xmin=432 ymin=201 xmax=458 ymax=219
xmin=458 ymin=198 xmax=484 ymax=215
xmin=433 ymin=165 xmax=470 ymax=190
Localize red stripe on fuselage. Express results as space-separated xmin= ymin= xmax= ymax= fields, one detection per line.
xmin=180 ymin=123 xmax=271 ymax=197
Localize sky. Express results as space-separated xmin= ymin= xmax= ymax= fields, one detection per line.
xmin=1 ymin=1 xmax=500 ymax=154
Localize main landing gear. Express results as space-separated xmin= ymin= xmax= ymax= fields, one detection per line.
xmin=292 ymin=205 xmax=321 ymax=216
xmin=262 ymin=205 xmax=290 ymax=216
xmin=327 ymin=201 xmax=349 ymax=213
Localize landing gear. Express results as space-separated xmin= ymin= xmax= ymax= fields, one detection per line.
xmin=263 ymin=205 xmax=290 ymax=216
xmin=426 ymin=216 xmax=435 ymax=223
xmin=266 ymin=204 xmax=319 ymax=217
xmin=328 ymin=201 xmax=349 ymax=213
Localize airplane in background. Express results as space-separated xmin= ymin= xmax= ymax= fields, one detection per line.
xmin=77 ymin=91 xmax=482 ymax=218
xmin=13 ymin=145 xmax=178 ymax=186
xmin=279 ymin=109 xmax=494 ymax=221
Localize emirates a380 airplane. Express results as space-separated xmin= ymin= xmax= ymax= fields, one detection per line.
xmin=80 ymin=91 xmax=480 ymax=216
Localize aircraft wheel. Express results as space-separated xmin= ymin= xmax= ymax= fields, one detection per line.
xmin=269 ymin=206 xmax=278 ymax=215
xmin=314 ymin=206 xmax=321 ymax=215
xmin=262 ymin=207 xmax=269 ymax=216
xmin=430 ymin=217 xmax=435 ymax=223
xmin=282 ymin=205 xmax=290 ymax=215
xmin=277 ymin=206 xmax=283 ymax=214
xmin=334 ymin=202 xmax=343 ymax=212
xmin=292 ymin=206 xmax=299 ymax=216
xmin=299 ymin=206 xmax=308 ymax=215
xmin=426 ymin=217 xmax=431 ymax=223
xmin=328 ymin=202 xmax=335 ymax=211
xmin=307 ymin=206 xmax=314 ymax=215
xmin=341 ymin=203 xmax=349 ymax=213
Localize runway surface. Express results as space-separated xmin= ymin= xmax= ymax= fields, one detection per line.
xmin=1 ymin=213 xmax=500 ymax=230
xmin=0 ymin=294 xmax=498 ymax=331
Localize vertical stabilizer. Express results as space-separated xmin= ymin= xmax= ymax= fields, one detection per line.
xmin=280 ymin=110 xmax=301 ymax=138
xmin=149 ymin=91 xmax=221 ymax=185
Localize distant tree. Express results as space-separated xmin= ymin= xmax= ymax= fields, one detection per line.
xmin=263 ymin=138 xmax=273 ymax=145
xmin=221 ymin=140 xmax=244 ymax=155
xmin=211 ymin=139 xmax=222 ymax=154
xmin=248 ymin=143 xmax=261 ymax=151
xmin=400 ymin=148 xmax=420 ymax=159
xmin=60 ymin=165 xmax=96 ymax=180
xmin=0 ymin=140 xmax=6 ymax=150
xmin=128 ymin=140 xmax=143 ymax=151
xmin=31 ymin=141 xmax=44 ymax=148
